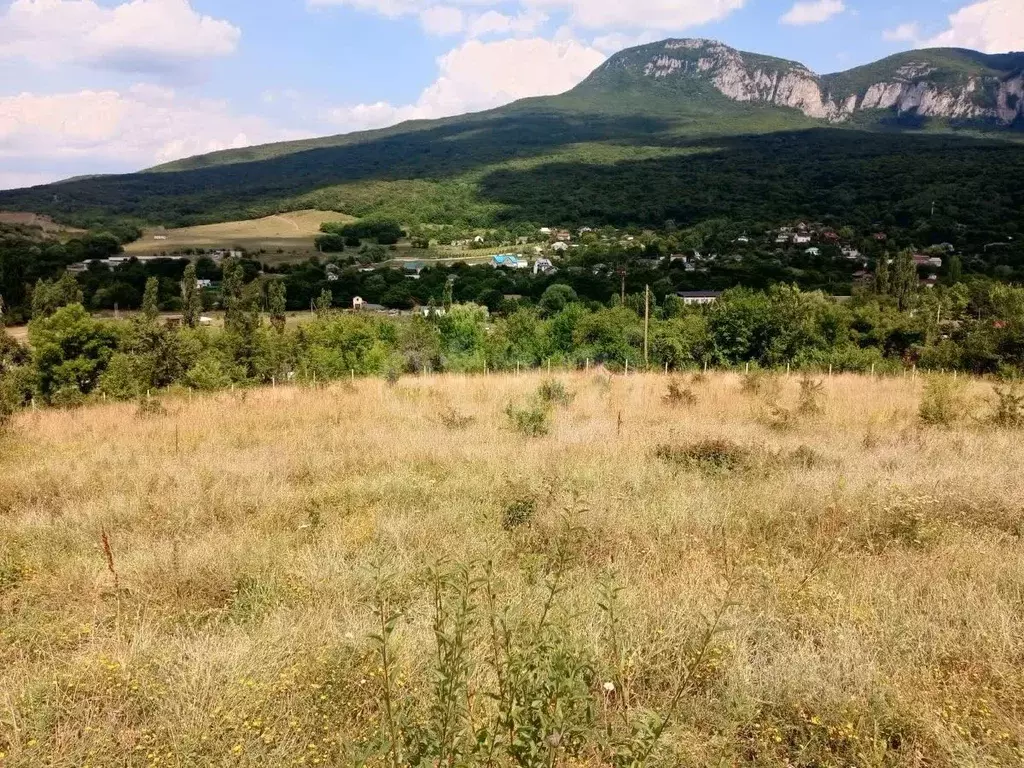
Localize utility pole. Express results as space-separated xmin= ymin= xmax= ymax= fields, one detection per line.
xmin=643 ymin=284 xmax=650 ymax=368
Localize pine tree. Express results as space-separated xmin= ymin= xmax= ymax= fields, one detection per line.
xmin=181 ymin=263 xmax=201 ymax=328
xmin=142 ymin=277 xmax=160 ymax=322
xmin=268 ymin=280 xmax=287 ymax=334
xmin=314 ymin=288 xmax=333 ymax=318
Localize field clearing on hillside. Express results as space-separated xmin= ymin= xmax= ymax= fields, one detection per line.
xmin=124 ymin=210 xmax=356 ymax=255
xmin=0 ymin=211 xmax=85 ymax=236
xmin=1 ymin=372 xmax=1023 ymax=767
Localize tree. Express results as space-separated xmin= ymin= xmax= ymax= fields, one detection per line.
xmin=181 ymin=263 xmax=201 ymax=328
xmin=538 ymin=284 xmax=578 ymax=315
xmin=29 ymin=304 xmax=119 ymax=401
xmin=142 ymin=277 xmax=160 ymax=322
xmin=222 ymin=263 xmax=245 ymax=332
xmin=874 ymin=255 xmax=891 ymax=296
xmin=268 ymin=280 xmax=287 ymax=333
xmin=890 ymin=249 xmax=919 ymax=311
xmin=315 ymin=288 xmax=333 ymax=318
xmin=32 ymin=273 xmax=84 ymax=319
xmin=948 ymin=254 xmax=963 ymax=284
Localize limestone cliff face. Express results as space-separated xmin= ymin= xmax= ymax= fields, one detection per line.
xmin=625 ymin=39 xmax=1024 ymax=125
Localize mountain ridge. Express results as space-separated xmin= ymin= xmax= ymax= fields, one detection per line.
xmin=1 ymin=38 xmax=1023 ymax=230
xmin=579 ymin=38 xmax=1024 ymax=125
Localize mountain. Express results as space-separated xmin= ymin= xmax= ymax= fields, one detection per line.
xmin=1 ymin=39 xmax=1022 ymax=233
xmin=580 ymin=39 xmax=1024 ymax=126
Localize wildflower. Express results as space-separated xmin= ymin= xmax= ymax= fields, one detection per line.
xmin=603 ymin=681 xmax=615 ymax=693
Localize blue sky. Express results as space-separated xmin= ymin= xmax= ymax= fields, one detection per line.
xmin=0 ymin=0 xmax=1019 ymax=189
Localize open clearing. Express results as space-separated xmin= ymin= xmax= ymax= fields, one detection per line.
xmin=124 ymin=210 xmax=356 ymax=256
xmin=1 ymin=371 xmax=1022 ymax=766
xmin=0 ymin=212 xmax=86 ymax=236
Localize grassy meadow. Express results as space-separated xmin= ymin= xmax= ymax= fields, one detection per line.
xmin=124 ymin=211 xmax=356 ymax=257
xmin=1 ymin=371 xmax=1023 ymax=767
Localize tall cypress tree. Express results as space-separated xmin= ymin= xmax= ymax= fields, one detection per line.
xmin=181 ymin=263 xmax=201 ymax=328
xmin=142 ymin=277 xmax=160 ymax=322
xmin=268 ymin=280 xmax=287 ymax=334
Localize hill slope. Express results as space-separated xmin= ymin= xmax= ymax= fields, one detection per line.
xmin=0 ymin=39 xmax=1022 ymax=231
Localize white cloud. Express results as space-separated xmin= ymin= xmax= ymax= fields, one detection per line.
xmin=327 ymin=37 xmax=605 ymax=132
xmin=310 ymin=0 xmax=747 ymax=34
xmin=420 ymin=5 xmax=464 ymax=35
xmin=780 ymin=0 xmax=845 ymax=26
xmin=919 ymin=0 xmax=1024 ymax=53
xmin=590 ymin=30 xmax=661 ymax=54
xmin=466 ymin=9 xmax=547 ymax=38
xmin=0 ymin=0 xmax=240 ymax=74
xmin=0 ymin=86 xmax=303 ymax=175
xmin=882 ymin=23 xmax=921 ymax=43
xmin=524 ymin=0 xmax=745 ymax=31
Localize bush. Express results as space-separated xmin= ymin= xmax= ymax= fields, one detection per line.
xmin=656 ymin=439 xmax=752 ymax=472
xmin=991 ymin=385 xmax=1024 ymax=428
xmin=919 ymin=376 xmax=965 ymax=427
xmin=797 ymin=377 xmax=825 ymax=415
xmin=663 ymin=379 xmax=697 ymax=407
xmin=501 ymin=497 xmax=537 ymax=531
xmin=506 ymin=401 xmax=551 ymax=437
xmin=536 ymin=379 xmax=574 ymax=407
xmin=439 ymin=407 xmax=475 ymax=430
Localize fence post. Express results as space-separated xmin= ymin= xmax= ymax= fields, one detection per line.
xmin=625 ymin=360 xmax=629 ymax=376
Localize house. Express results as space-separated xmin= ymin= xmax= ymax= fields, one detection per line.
xmin=196 ymin=279 xmax=214 ymax=289
xmin=676 ymin=291 xmax=722 ymax=306
xmin=775 ymin=234 xmax=791 ymax=244
xmin=805 ymin=247 xmax=821 ymax=256
xmin=533 ymin=258 xmax=556 ymax=275
xmin=913 ymin=254 xmax=943 ymax=269
xmin=841 ymin=246 xmax=861 ymax=260
xmin=538 ymin=227 xmax=552 ymax=236
xmin=735 ymin=235 xmax=750 ymax=244
xmin=473 ymin=235 xmax=486 ymax=244
xmin=922 ymin=274 xmax=939 ymax=289
xmin=579 ymin=227 xmax=593 ymax=235
xmin=491 ymin=254 xmax=523 ymax=269
xmin=554 ymin=230 xmax=572 ymax=242
xmin=551 ymin=242 xmax=570 ymax=253
xmin=352 ymin=296 xmax=385 ymax=312
xmin=403 ymin=261 xmax=426 ymax=279
xmin=821 ymin=230 xmax=840 ymax=243
xmin=794 ymin=234 xmax=812 ymax=245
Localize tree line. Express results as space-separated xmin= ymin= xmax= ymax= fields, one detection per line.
xmin=4 ymin=263 xmax=1024 ymax=417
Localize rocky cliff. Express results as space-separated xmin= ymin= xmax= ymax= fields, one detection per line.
xmin=586 ymin=39 xmax=1024 ymax=126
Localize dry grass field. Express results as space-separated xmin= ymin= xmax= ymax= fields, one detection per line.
xmin=1 ymin=371 xmax=1023 ymax=767
xmin=124 ymin=211 xmax=356 ymax=256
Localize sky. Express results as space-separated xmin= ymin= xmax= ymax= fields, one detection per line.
xmin=0 ymin=0 xmax=1021 ymax=190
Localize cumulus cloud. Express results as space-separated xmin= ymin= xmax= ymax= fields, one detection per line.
xmin=780 ymin=0 xmax=845 ymax=26
xmin=0 ymin=0 xmax=240 ymax=74
xmin=327 ymin=37 xmax=605 ymax=132
xmin=466 ymin=9 xmax=547 ymax=38
xmin=882 ymin=23 xmax=921 ymax=43
xmin=0 ymin=86 xmax=303 ymax=179
xmin=919 ymin=0 xmax=1024 ymax=53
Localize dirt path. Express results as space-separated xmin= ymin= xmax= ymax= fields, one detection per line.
xmin=268 ymin=215 xmax=301 ymax=232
